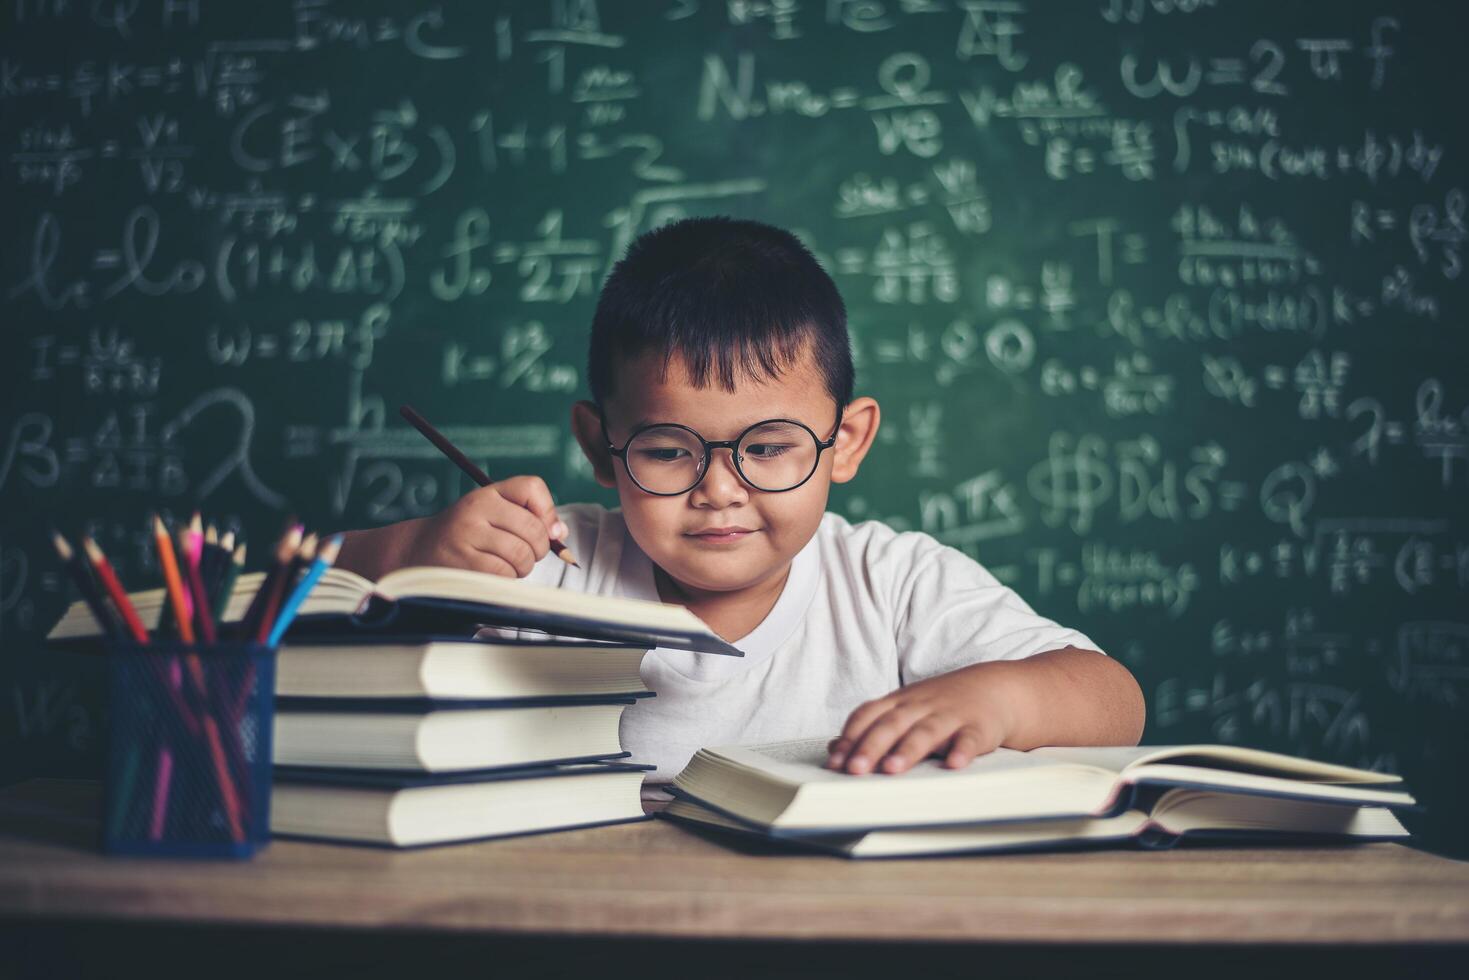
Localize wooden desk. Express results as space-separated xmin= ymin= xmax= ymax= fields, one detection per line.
xmin=2 ymin=778 xmax=1467 ymax=976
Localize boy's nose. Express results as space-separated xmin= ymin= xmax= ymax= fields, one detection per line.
xmin=691 ymin=446 xmax=750 ymax=505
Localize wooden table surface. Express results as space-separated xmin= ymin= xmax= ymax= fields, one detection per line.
xmin=2 ymin=778 xmax=1467 ymax=945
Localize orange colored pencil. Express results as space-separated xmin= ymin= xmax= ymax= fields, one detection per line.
xmin=152 ymin=515 xmax=194 ymax=645
xmin=152 ymin=514 xmax=213 ymax=701
xmin=80 ymin=538 xmax=149 ymax=644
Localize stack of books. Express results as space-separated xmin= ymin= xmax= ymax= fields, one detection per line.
xmin=661 ymin=737 xmax=1418 ymax=858
xmin=49 ymin=562 xmax=743 ymax=848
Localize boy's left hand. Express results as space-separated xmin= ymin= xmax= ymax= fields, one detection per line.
xmin=825 ymin=662 xmax=1015 ymax=775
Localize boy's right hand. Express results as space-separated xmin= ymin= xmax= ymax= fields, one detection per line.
xmin=395 ymin=476 xmax=569 ymax=578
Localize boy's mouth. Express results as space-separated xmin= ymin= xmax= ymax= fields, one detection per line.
xmin=687 ymin=526 xmax=757 ymax=543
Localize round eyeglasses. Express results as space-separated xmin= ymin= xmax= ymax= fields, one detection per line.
xmin=599 ymin=405 xmax=843 ymax=496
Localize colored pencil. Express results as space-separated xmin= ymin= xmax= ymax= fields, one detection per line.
xmin=186 ymin=514 xmax=206 ymax=631
xmin=80 ymin=538 xmax=149 ymax=644
xmin=212 ymin=541 xmax=245 ymax=623
xmin=106 ymin=743 xmax=141 ymax=840
xmin=195 ymin=538 xmax=252 ymax=816
xmin=180 ymin=519 xmax=244 ymax=836
xmin=152 ymin=515 xmax=194 ymax=645
xmin=179 ymin=521 xmax=217 ymax=644
xmin=202 ymin=715 xmax=244 ymax=843
xmin=75 ymin=534 xmax=204 ymax=736
xmin=209 ymin=529 xmax=234 ymax=599
xmin=256 ymin=533 xmax=315 ymax=644
xmin=153 ymin=516 xmax=216 ymax=706
xmin=148 ymin=745 xmax=173 ymax=841
xmin=399 ymin=404 xmax=579 ymax=568
xmin=201 ymin=522 xmax=220 ymax=588
xmin=51 ymin=531 xmax=122 ymax=639
xmin=237 ymin=522 xmax=301 ymax=640
xmin=266 ymin=534 xmax=342 ymax=647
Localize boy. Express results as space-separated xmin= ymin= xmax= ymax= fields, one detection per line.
xmin=338 ymin=216 xmax=1144 ymax=795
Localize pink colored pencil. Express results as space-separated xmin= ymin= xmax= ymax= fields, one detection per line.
xmin=149 ymin=746 xmax=174 ymax=841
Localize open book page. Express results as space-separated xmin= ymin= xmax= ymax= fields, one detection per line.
xmin=662 ymin=797 xmax=1153 ymax=855
xmin=375 ymin=565 xmax=716 ymax=634
xmin=305 ymin=566 xmax=375 ymax=599
xmin=1032 ymin=744 xmax=1402 ymax=784
xmin=710 ymin=737 xmax=1067 ymax=786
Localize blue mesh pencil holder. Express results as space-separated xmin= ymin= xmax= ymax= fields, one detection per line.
xmin=103 ymin=641 xmax=277 ymax=858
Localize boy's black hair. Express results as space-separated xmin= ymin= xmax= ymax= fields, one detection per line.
xmin=587 ymin=215 xmax=853 ymax=412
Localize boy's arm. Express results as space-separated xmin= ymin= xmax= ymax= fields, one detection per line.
xmin=826 ymin=647 xmax=1145 ymax=775
xmin=336 ymin=521 xmax=417 ymax=581
xmin=334 ymin=477 xmax=569 ymax=582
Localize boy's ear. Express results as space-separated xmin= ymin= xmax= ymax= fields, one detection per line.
xmin=570 ymin=400 xmax=619 ymax=489
xmin=830 ymin=396 xmax=880 ymax=484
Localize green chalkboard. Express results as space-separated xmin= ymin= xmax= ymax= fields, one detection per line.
xmin=3 ymin=0 xmax=1466 ymax=856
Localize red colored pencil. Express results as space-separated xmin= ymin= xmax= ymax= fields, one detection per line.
xmin=202 ymin=715 xmax=244 ymax=844
xmin=80 ymin=538 xmax=149 ymax=644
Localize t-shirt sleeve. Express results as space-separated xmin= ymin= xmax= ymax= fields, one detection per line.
xmin=877 ymin=528 xmax=1105 ymax=684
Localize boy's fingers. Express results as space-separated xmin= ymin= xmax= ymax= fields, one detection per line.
xmin=881 ymin=715 xmax=960 ymax=774
xmin=843 ymin=705 xmax=926 ymax=775
xmin=455 ymin=547 xmax=520 ymax=579
xmin=495 ymin=476 xmax=567 ymax=541
xmin=836 ymin=697 xmax=894 ymax=747
xmin=459 ymin=506 xmax=540 ymax=560
xmin=828 ymin=701 xmax=888 ymax=769
xmin=943 ymin=725 xmax=995 ymax=769
xmin=467 ymin=485 xmax=554 ymax=561
xmin=474 ymin=527 xmax=539 ymax=578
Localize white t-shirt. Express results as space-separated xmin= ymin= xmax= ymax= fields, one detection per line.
xmin=481 ymin=502 xmax=1102 ymax=797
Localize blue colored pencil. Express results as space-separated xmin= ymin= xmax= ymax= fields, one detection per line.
xmin=264 ymin=534 xmax=342 ymax=647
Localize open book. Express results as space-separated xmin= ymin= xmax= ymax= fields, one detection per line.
xmin=668 ymin=737 xmax=1416 ymax=834
xmin=663 ymin=790 xmax=1410 ymax=858
xmin=45 ymin=564 xmax=742 ymax=657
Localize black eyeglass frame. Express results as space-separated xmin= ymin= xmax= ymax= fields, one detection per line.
xmin=597 ymin=404 xmax=845 ymax=496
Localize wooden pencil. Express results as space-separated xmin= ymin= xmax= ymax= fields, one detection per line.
xmin=237 ymin=523 xmax=301 ymax=640
xmin=201 ymin=522 xmax=220 ymax=592
xmin=210 ymin=529 xmax=235 ymax=601
xmin=178 ymin=524 xmax=217 ymax=644
xmin=255 ymin=533 xmax=316 ymax=645
xmin=212 ymin=541 xmax=245 ymax=623
xmin=399 ymin=404 xmax=579 ymax=568
xmin=265 ymin=535 xmax=342 ymax=647
xmin=151 ymin=515 xmax=194 ymax=645
xmin=51 ymin=531 xmax=123 ymax=639
xmin=72 ymin=531 xmax=202 ymax=735
xmin=80 ymin=538 xmax=149 ymax=644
